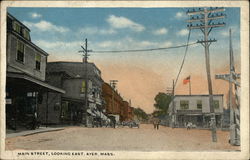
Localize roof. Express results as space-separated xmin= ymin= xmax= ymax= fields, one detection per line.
xmin=7 ymin=72 xmax=65 ymax=94
xmin=7 ymin=13 xmax=30 ymax=31
xmin=7 ymin=13 xmax=49 ymax=56
xmin=47 ymin=61 xmax=102 ymax=79
xmin=175 ymin=94 xmax=224 ymax=97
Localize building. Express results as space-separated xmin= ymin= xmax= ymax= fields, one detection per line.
xmin=102 ymin=82 xmax=134 ymax=123
xmin=39 ymin=62 xmax=107 ymax=127
xmin=102 ymin=82 xmax=123 ymax=123
xmin=6 ymin=13 xmax=65 ymax=130
xmin=168 ymin=94 xmax=224 ymax=128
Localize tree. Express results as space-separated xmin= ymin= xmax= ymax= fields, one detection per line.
xmin=133 ymin=108 xmax=148 ymax=121
xmin=153 ymin=92 xmax=172 ymax=116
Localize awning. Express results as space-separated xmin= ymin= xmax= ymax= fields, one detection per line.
xmin=87 ymin=109 xmax=96 ymax=116
xmin=7 ymin=72 xmax=65 ymax=94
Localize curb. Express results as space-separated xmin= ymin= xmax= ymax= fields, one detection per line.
xmin=23 ymin=128 xmax=64 ymax=136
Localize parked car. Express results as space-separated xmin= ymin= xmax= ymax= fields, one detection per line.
xmin=129 ymin=121 xmax=139 ymax=128
xmin=121 ymin=121 xmax=139 ymax=128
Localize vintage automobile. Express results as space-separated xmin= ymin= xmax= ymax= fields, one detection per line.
xmin=122 ymin=121 xmax=139 ymax=128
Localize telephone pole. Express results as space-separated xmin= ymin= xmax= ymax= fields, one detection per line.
xmin=168 ymin=79 xmax=176 ymax=128
xmin=187 ymin=7 xmax=226 ymax=142
xmin=215 ymin=29 xmax=240 ymax=145
xmin=79 ymin=38 xmax=91 ymax=126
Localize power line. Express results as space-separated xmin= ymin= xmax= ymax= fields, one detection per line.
xmin=174 ymin=29 xmax=192 ymax=89
xmin=90 ymin=42 xmax=198 ymax=53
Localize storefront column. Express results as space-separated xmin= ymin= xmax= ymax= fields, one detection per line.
xmin=46 ymin=91 xmax=49 ymax=127
xmin=202 ymin=115 xmax=205 ymax=128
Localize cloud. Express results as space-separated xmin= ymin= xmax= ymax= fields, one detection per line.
xmin=106 ymin=15 xmax=145 ymax=32
xmin=153 ymin=28 xmax=168 ymax=35
xmin=177 ymin=29 xmax=189 ymax=36
xmin=159 ymin=41 xmax=173 ymax=48
xmin=95 ymin=37 xmax=157 ymax=50
xmin=23 ymin=20 xmax=69 ymax=33
xmin=34 ymin=40 xmax=81 ymax=50
xmin=78 ymin=27 xmax=116 ymax=35
xmin=175 ymin=12 xmax=186 ymax=19
xmin=94 ymin=37 xmax=175 ymax=51
xmin=29 ymin=12 xmax=42 ymax=19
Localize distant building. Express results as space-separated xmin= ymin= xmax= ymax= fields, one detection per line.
xmin=168 ymin=94 xmax=224 ymax=128
xmin=102 ymin=82 xmax=134 ymax=123
xmin=6 ymin=13 xmax=65 ymax=130
xmin=38 ymin=62 xmax=107 ymax=127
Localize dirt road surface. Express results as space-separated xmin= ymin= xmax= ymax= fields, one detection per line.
xmin=5 ymin=124 xmax=240 ymax=151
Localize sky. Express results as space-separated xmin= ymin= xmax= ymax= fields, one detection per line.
xmin=8 ymin=7 xmax=240 ymax=113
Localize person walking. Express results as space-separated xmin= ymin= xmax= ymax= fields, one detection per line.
xmin=156 ymin=119 xmax=160 ymax=130
xmin=153 ymin=119 xmax=157 ymax=129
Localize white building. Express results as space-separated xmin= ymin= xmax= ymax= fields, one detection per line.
xmin=168 ymin=94 xmax=224 ymax=128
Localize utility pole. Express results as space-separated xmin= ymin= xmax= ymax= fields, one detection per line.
xmin=215 ymin=29 xmax=240 ymax=145
xmin=169 ymin=79 xmax=175 ymax=128
xmin=187 ymin=7 xmax=226 ymax=142
xmin=79 ymin=38 xmax=91 ymax=126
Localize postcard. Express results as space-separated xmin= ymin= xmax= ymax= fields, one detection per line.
xmin=0 ymin=1 xmax=249 ymax=159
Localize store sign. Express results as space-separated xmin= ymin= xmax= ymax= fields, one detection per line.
xmin=6 ymin=99 xmax=12 ymax=104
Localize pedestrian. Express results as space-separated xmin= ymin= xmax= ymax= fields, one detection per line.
xmin=153 ymin=119 xmax=157 ymax=129
xmin=186 ymin=122 xmax=191 ymax=130
xmin=156 ymin=119 xmax=160 ymax=130
xmin=31 ymin=111 xmax=38 ymax=130
xmin=113 ymin=119 xmax=116 ymax=129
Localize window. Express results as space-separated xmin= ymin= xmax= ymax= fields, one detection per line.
xmin=27 ymin=92 xmax=37 ymax=97
xmin=23 ymin=29 xmax=30 ymax=40
xmin=180 ymin=100 xmax=189 ymax=109
xmin=54 ymin=102 xmax=60 ymax=111
xmin=213 ymin=100 xmax=220 ymax=109
xmin=61 ymin=101 xmax=69 ymax=119
xmin=16 ymin=40 xmax=24 ymax=62
xmin=81 ymin=81 xmax=86 ymax=93
xmin=35 ymin=54 xmax=41 ymax=70
xmin=197 ymin=100 xmax=202 ymax=109
xmin=13 ymin=21 xmax=21 ymax=33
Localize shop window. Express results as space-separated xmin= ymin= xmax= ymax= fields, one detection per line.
xmin=61 ymin=101 xmax=69 ymax=119
xmin=213 ymin=100 xmax=220 ymax=109
xmin=27 ymin=92 xmax=36 ymax=97
xmin=180 ymin=100 xmax=189 ymax=109
xmin=16 ymin=40 xmax=24 ymax=62
xmin=35 ymin=53 xmax=41 ymax=70
xmin=13 ymin=21 xmax=21 ymax=34
xmin=197 ymin=100 xmax=202 ymax=109
xmin=54 ymin=102 xmax=60 ymax=111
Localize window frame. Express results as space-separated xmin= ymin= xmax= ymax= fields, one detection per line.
xmin=213 ymin=100 xmax=220 ymax=109
xmin=180 ymin=100 xmax=189 ymax=110
xmin=23 ymin=28 xmax=30 ymax=40
xmin=35 ymin=53 xmax=41 ymax=71
xmin=13 ymin=21 xmax=21 ymax=34
xmin=16 ymin=40 xmax=25 ymax=63
xmin=81 ymin=80 xmax=86 ymax=93
xmin=197 ymin=100 xmax=202 ymax=109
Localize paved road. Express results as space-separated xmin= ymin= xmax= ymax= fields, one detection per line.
xmin=6 ymin=124 xmax=240 ymax=151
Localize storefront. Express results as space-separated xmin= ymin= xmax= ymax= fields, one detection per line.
xmin=6 ymin=72 xmax=65 ymax=130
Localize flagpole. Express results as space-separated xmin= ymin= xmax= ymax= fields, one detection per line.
xmin=189 ymin=76 xmax=191 ymax=95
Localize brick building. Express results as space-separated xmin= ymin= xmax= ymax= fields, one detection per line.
xmin=102 ymin=82 xmax=134 ymax=123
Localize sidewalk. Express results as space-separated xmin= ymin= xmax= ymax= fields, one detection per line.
xmin=6 ymin=126 xmax=65 ymax=138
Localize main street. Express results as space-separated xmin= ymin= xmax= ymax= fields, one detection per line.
xmin=6 ymin=124 xmax=239 ymax=151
